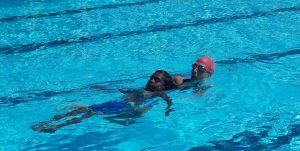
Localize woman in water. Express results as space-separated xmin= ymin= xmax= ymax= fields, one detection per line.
xmin=172 ymin=56 xmax=215 ymax=94
xmin=32 ymin=70 xmax=177 ymax=133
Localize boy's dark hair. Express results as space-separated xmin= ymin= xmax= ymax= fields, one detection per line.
xmin=155 ymin=70 xmax=176 ymax=90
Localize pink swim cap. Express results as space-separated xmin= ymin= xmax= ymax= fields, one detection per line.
xmin=196 ymin=56 xmax=215 ymax=76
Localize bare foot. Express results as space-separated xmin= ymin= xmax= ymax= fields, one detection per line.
xmin=32 ymin=122 xmax=57 ymax=133
xmin=40 ymin=126 xmax=57 ymax=133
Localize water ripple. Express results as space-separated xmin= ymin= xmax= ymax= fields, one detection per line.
xmin=1 ymin=5 xmax=299 ymax=55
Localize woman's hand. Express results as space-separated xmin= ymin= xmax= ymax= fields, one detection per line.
xmin=172 ymin=75 xmax=184 ymax=85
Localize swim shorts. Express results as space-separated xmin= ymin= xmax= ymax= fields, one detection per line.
xmin=88 ymin=101 xmax=134 ymax=114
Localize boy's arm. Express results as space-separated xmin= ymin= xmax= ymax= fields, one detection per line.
xmin=158 ymin=92 xmax=174 ymax=116
xmin=118 ymin=89 xmax=137 ymax=94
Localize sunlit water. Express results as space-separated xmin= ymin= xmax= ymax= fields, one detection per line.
xmin=0 ymin=0 xmax=300 ymax=150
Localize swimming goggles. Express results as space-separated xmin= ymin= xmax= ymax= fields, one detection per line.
xmin=192 ymin=63 xmax=207 ymax=72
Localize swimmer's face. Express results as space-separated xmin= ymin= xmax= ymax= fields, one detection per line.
xmin=146 ymin=72 xmax=166 ymax=91
xmin=191 ymin=62 xmax=209 ymax=80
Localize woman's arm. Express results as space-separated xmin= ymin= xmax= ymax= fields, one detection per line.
xmin=172 ymin=75 xmax=185 ymax=85
xmin=194 ymin=84 xmax=214 ymax=96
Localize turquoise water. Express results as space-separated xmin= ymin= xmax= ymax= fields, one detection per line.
xmin=1 ymin=0 xmax=300 ymax=150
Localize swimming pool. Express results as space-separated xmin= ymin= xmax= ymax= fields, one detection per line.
xmin=1 ymin=0 xmax=300 ymax=150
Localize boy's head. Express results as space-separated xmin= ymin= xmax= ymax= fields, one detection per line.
xmin=146 ymin=70 xmax=175 ymax=91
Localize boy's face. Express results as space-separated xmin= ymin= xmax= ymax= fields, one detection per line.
xmin=146 ymin=72 xmax=165 ymax=91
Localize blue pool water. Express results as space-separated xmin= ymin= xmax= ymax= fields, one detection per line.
xmin=1 ymin=0 xmax=300 ymax=150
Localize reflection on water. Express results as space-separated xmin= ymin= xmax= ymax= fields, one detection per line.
xmin=188 ymin=124 xmax=300 ymax=151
